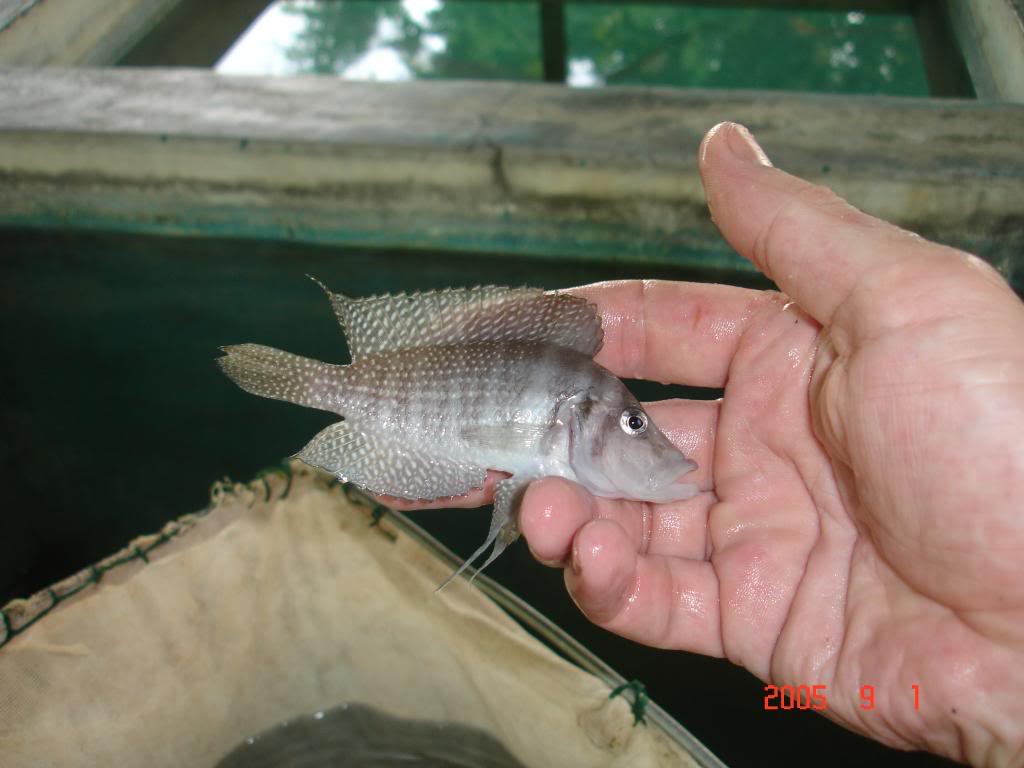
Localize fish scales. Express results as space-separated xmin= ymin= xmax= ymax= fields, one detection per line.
xmin=218 ymin=282 xmax=699 ymax=588
xmin=337 ymin=342 xmax=583 ymax=467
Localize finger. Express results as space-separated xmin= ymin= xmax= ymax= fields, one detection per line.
xmin=565 ymin=279 xmax=773 ymax=388
xmin=698 ymin=121 xmax=949 ymax=327
xmin=521 ymin=477 xmax=714 ymax=568
xmin=374 ymin=470 xmax=506 ymax=510
xmin=564 ymin=518 xmax=724 ymax=655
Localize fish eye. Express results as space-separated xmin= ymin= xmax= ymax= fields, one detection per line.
xmin=620 ymin=408 xmax=648 ymax=436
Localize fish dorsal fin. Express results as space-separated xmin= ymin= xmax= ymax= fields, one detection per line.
xmin=311 ymin=280 xmax=603 ymax=360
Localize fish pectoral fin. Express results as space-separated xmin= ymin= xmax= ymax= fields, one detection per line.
xmin=296 ymin=421 xmax=486 ymax=501
xmin=460 ymin=423 xmax=547 ymax=452
xmin=435 ymin=476 xmax=531 ymax=591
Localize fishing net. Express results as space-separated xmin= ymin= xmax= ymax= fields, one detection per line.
xmin=0 ymin=462 xmax=714 ymax=768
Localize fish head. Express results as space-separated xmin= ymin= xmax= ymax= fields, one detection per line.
xmin=566 ymin=382 xmax=699 ymax=503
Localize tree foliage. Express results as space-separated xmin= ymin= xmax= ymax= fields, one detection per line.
xmin=280 ymin=0 xmax=928 ymax=96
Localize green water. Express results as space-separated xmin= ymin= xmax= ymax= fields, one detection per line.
xmin=218 ymin=0 xmax=930 ymax=96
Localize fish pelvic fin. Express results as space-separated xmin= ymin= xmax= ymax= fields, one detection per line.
xmin=217 ymin=344 xmax=346 ymax=414
xmin=435 ymin=476 xmax=530 ymax=592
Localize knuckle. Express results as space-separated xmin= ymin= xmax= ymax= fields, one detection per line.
xmin=751 ymin=181 xmax=863 ymax=281
xmin=792 ymin=180 xmax=848 ymax=212
xmin=751 ymin=192 xmax=816 ymax=277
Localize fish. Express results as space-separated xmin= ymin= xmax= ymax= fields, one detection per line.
xmin=217 ymin=281 xmax=699 ymax=588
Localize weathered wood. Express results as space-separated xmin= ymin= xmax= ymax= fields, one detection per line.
xmin=0 ymin=0 xmax=181 ymax=65
xmin=942 ymin=0 xmax=1024 ymax=102
xmin=539 ymin=1 xmax=567 ymax=84
xmin=0 ymin=68 xmax=1021 ymax=283
xmin=0 ymin=0 xmax=34 ymax=31
xmin=913 ymin=0 xmax=975 ymax=97
xmin=117 ymin=0 xmax=270 ymax=67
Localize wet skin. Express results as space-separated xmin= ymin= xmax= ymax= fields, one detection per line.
xmin=395 ymin=123 xmax=1024 ymax=766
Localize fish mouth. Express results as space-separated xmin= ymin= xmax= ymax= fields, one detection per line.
xmin=661 ymin=459 xmax=698 ymax=486
xmin=644 ymin=460 xmax=699 ymax=502
xmin=654 ymin=483 xmax=701 ymax=503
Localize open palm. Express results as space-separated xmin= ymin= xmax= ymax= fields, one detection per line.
xmin=395 ymin=124 xmax=1024 ymax=765
xmin=519 ymin=125 xmax=1024 ymax=766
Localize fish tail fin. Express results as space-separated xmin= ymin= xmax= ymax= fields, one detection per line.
xmin=217 ymin=344 xmax=346 ymax=413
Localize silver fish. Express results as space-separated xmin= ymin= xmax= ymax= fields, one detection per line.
xmin=218 ymin=282 xmax=698 ymax=587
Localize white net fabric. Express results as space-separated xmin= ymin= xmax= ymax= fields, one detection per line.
xmin=0 ymin=463 xmax=700 ymax=768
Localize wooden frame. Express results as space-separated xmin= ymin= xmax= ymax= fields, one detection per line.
xmin=0 ymin=0 xmax=181 ymax=65
xmin=0 ymin=2 xmax=1021 ymax=288
xmin=942 ymin=0 xmax=1024 ymax=101
xmin=3 ymin=1 xmax=1023 ymax=102
xmin=1 ymin=68 xmax=1021 ymax=285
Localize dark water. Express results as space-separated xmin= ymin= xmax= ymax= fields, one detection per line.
xmin=215 ymin=704 xmax=524 ymax=768
xmin=0 ymin=227 xmax=956 ymax=768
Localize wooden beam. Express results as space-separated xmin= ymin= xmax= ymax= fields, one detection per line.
xmin=0 ymin=0 xmax=37 ymax=31
xmin=117 ymin=0 xmax=270 ymax=67
xmin=913 ymin=0 xmax=975 ymax=98
xmin=0 ymin=68 xmax=1021 ymax=284
xmin=539 ymin=1 xmax=567 ymax=84
xmin=0 ymin=0 xmax=181 ymax=65
xmin=941 ymin=0 xmax=1024 ymax=102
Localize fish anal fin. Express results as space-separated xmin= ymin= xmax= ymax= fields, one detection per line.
xmin=297 ymin=421 xmax=486 ymax=501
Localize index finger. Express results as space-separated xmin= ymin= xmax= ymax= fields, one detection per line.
xmin=567 ymin=279 xmax=775 ymax=388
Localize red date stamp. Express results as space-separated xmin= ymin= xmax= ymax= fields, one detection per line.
xmin=763 ymin=684 xmax=921 ymax=711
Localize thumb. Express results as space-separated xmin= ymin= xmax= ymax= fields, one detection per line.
xmin=697 ymin=121 xmax=980 ymax=328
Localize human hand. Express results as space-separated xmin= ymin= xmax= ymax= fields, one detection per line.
xmin=387 ymin=123 xmax=1024 ymax=765
xmin=519 ymin=123 xmax=1024 ymax=766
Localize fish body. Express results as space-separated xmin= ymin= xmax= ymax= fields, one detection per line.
xmin=339 ymin=341 xmax=585 ymax=479
xmin=219 ymin=283 xmax=698 ymax=586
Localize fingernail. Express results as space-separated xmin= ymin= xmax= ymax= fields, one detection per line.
xmin=702 ymin=122 xmax=772 ymax=168
xmin=726 ymin=123 xmax=772 ymax=167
